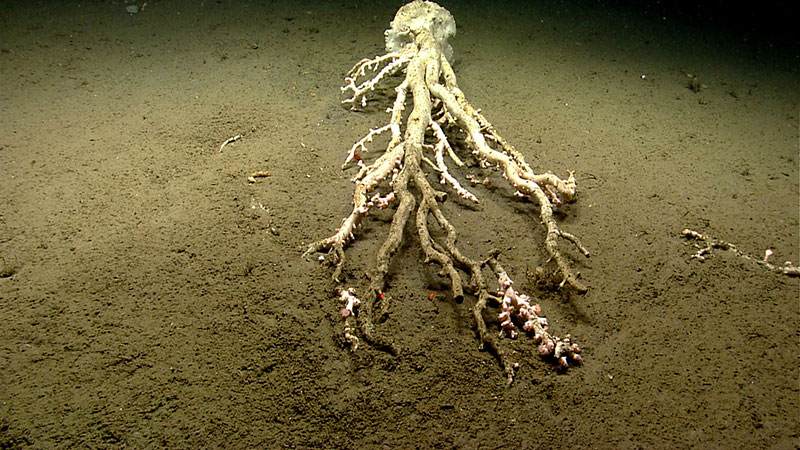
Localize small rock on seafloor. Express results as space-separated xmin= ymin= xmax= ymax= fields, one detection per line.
xmin=126 ymin=5 xmax=139 ymax=14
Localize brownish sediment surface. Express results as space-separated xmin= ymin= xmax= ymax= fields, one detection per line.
xmin=1 ymin=1 xmax=797 ymax=447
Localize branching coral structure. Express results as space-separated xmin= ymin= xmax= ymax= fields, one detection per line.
xmin=304 ymin=0 xmax=587 ymax=383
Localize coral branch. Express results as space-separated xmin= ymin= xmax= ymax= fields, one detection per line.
xmin=430 ymin=120 xmax=478 ymax=202
xmin=682 ymin=228 xmax=799 ymax=276
xmin=489 ymin=261 xmax=581 ymax=370
xmin=341 ymin=50 xmax=413 ymax=109
xmin=343 ymin=124 xmax=391 ymax=169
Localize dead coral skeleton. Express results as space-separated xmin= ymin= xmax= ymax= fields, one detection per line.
xmin=682 ymin=228 xmax=799 ymax=277
xmin=303 ymin=0 xmax=588 ymax=383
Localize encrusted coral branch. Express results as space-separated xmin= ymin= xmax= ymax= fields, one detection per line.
xmin=491 ymin=263 xmax=581 ymax=369
xmin=339 ymin=288 xmax=361 ymax=349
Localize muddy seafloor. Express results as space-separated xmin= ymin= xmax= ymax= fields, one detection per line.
xmin=1 ymin=0 xmax=798 ymax=448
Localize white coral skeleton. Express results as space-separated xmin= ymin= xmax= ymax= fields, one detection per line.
xmin=304 ymin=0 xmax=588 ymax=384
